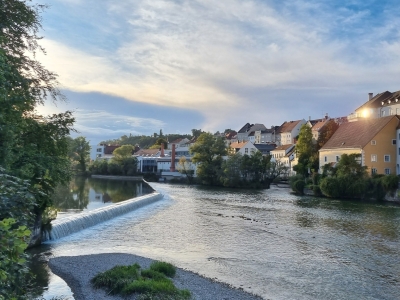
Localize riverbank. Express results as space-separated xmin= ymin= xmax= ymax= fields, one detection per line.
xmin=49 ymin=253 xmax=263 ymax=300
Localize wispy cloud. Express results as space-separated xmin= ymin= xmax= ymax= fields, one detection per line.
xmin=37 ymin=0 xmax=400 ymax=133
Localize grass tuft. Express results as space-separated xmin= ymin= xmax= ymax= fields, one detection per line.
xmin=90 ymin=263 xmax=141 ymax=294
xmin=149 ymin=261 xmax=176 ymax=277
xmin=91 ymin=261 xmax=190 ymax=299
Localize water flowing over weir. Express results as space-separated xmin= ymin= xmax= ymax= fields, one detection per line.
xmin=43 ymin=192 xmax=163 ymax=241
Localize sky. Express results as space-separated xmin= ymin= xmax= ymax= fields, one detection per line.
xmin=33 ymin=0 xmax=400 ymax=144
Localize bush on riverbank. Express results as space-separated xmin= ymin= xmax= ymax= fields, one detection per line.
xmin=91 ymin=261 xmax=191 ymax=299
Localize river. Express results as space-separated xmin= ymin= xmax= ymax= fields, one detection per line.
xmin=31 ymin=182 xmax=400 ymax=299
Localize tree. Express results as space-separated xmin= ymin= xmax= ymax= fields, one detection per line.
xmin=69 ymin=136 xmax=91 ymax=173
xmin=113 ymin=145 xmax=134 ymax=162
xmin=190 ymin=133 xmax=226 ymax=185
xmin=317 ymin=120 xmax=339 ymax=150
xmin=294 ymin=124 xmax=318 ymax=176
xmin=221 ymin=153 xmax=243 ymax=187
xmin=149 ymin=138 xmax=168 ymax=149
xmin=0 ymin=0 xmax=75 ymax=252
xmin=191 ymin=129 xmax=204 ymax=138
xmin=177 ymin=157 xmax=195 ymax=184
xmin=319 ymin=153 xmax=368 ymax=199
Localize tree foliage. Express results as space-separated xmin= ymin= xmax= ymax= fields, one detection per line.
xmin=68 ymin=136 xmax=91 ymax=173
xmin=317 ymin=119 xmax=339 ymax=150
xmin=190 ymin=133 xmax=226 ymax=185
xmin=177 ymin=157 xmax=195 ymax=184
xmin=1 ymin=1 xmax=75 ymax=296
xmin=294 ymin=124 xmax=318 ymax=176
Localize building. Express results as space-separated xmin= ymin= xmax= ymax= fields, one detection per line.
xmin=237 ymin=123 xmax=268 ymax=142
xmin=270 ymin=144 xmax=296 ymax=175
xmin=90 ymin=144 xmax=121 ymax=161
xmin=254 ymin=127 xmax=278 ymax=144
xmin=278 ymin=119 xmax=307 ymax=145
xmin=319 ymin=115 xmax=400 ymax=175
xmin=229 ymin=141 xmax=259 ymax=156
xmin=348 ymin=91 xmax=400 ymax=121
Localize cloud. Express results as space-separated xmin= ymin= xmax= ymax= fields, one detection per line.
xmin=37 ymin=0 xmax=400 ymax=134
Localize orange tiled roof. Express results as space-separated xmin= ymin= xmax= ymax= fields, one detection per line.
xmin=279 ymin=120 xmax=302 ymax=133
xmin=229 ymin=141 xmax=248 ymax=149
xmin=321 ymin=115 xmax=400 ymax=150
xmin=272 ymin=144 xmax=294 ymax=151
xmin=312 ymin=120 xmax=327 ymax=132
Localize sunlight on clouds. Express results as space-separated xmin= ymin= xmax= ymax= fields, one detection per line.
xmin=37 ymin=0 xmax=400 ymax=132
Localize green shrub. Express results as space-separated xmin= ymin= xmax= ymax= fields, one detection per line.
xmin=312 ymin=184 xmax=322 ymax=196
xmin=382 ymin=174 xmax=399 ymax=197
xmin=293 ymin=180 xmax=305 ymax=195
xmin=150 ymin=261 xmax=176 ymax=277
xmin=92 ymin=262 xmax=190 ymax=299
xmin=91 ymin=264 xmax=141 ymax=294
xmin=320 ymin=177 xmax=341 ymax=198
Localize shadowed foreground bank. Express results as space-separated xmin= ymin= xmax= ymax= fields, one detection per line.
xmin=49 ymin=253 xmax=263 ymax=300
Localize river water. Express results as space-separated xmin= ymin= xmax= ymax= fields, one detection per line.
xmin=32 ymin=182 xmax=400 ymax=300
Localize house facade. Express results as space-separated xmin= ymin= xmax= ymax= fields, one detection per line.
xmin=229 ymin=141 xmax=259 ymax=156
xmin=270 ymin=144 xmax=296 ymax=175
xmin=348 ymin=91 xmax=400 ymax=121
xmin=279 ymin=119 xmax=307 ymax=145
xmin=319 ymin=115 xmax=400 ymax=175
xmin=237 ymin=123 xmax=267 ymax=142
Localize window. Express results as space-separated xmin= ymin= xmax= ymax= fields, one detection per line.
xmin=371 ymin=168 xmax=377 ymax=175
xmin=371 ymin=154 xmax=377 ymax=162
xmin=336 ymin=155 xmax=340 ymax=162
xmin=393 ymin=139 xmax=397 ymax=145
xmin=385 ymin=168 xmax=391 ymax=175
xmin=384 ymin=155 xmax=390 ymax=162
xmin=399 ymin=147 xmax=400 ymax=155
xmin=381 ymin=110 xmax=386 ymax=117
xmin=371 ymin=140 xmax=376 ymax=145
xmin=97 ymin=148 xmax=102 ymax=152
xmin=245 ymin=148 xmax=248 ymax=154
xmin=251 ymin=148 xmax=255 ymax=154
xmin=324 ymin=156 xmax=327 ymax=162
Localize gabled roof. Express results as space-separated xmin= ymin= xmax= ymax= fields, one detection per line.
xmin=355 ymin=91 xmax=393 ymax=111
xmin=272 ymin=144 xmax=295 ymax=151
xmin=279 ymin=120 xmax=302 ymax=133
xmin=238 ymin=123 xmax=267 ymax=134
xmin=134 ymin=149 xmax=160 ymax=156
xmin=238 ymin=123 xmax=253 ymax=133
xmin=312 ymin=120 xmax=327 ymax=132
xmin=321 ymin=115 xmax=400 ymax=150
xmin=229 ymin=141 xmax=248 ymax=149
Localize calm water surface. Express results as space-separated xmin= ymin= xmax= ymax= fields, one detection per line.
xmin=33 ymin=183 xmax=400 ymax=299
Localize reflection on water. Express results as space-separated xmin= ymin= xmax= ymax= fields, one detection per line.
xmin=32 ymin=183 xmax=400 ymax=300
xmin=52 ymin=177 xmax=154 ymax=218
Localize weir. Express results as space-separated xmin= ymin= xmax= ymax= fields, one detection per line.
xmin=43 ymin=192 xmax=163 ymax=241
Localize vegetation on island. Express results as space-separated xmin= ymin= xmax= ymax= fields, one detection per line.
xmin=289 ymin=124 xmax=399 ymax=200
xmin=188 ymin=132 xmax=289 ymax=188
xmin=91 ymin=261 xmax=191 ymax=300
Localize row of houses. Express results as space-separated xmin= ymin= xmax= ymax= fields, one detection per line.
xmin=90 ymin=90 xmax=400 ymax=179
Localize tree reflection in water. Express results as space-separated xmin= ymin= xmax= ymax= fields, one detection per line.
xmin=51 ymin=177 xmax=154 ymax=215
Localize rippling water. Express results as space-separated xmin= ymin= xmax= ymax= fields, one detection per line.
xmin=33 ymin=183 xmax=400 ymax=299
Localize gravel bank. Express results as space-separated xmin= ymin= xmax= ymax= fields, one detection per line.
xmin=49 ymin=253 xmax=264 ymax=300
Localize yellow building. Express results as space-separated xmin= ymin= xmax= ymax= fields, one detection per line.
xmin=319 ymin=115 xmax=400 ymax=175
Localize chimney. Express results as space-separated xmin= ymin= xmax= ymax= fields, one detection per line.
xmin=369 ymin=93 xmax=373 ymax=100
xmin=170 ymin=144 xmax=176 ymax=172
xmin=160 ymin=143 xmax=165 ymax=157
